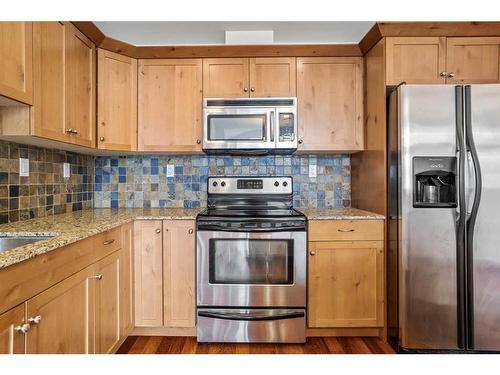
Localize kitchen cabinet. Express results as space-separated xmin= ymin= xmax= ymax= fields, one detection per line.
xmin=385 ymin=37 xmax=447 ymax=85
xmin=95 ymin=252 xmax=121 ymax=354
xmin=0 ymin=304 xmax=26 ymax=354
xmin=163 ymin=220 xmax=196 ymax=328
xmin=307 ymin=220 xmax=384 ymax=329
xmin=31 ymin=22 xmax=96 ymax=147
xmin=297 ymin=57 xmax=364 ymax=152
xmin=134 ymin=220 xmax=164 ymax=327
xmin=138 ymin=59 xmax=202 ymax=152
xmin=203 ymin=57 xmax=296 ymax=98
xmin=446 ymin=37 xmax=500 ymax=83
xmin=97 ymin=49 xmax=138 ymax=151
xmin=0 ymin=22 xmax=33 ymax=104
xmin=25 ymin=264 xmax=96 ymax=354
xmin=120 ymin=222 xmax=134 ymax=338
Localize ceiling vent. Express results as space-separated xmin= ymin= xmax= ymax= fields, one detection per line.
xmin=225 ymin=30 xmax=274 ymax=44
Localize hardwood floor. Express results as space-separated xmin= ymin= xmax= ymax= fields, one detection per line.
xmin=116 ymin=336 xmax=396 ymax=354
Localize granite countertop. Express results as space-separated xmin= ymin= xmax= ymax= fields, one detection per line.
xmin=301 ymin=207 xmax=385 ymax=220
xmin=0 ymin=208 xmax=201 ymax=270
xmin=0 ymin=207 xmax=383 ymax=270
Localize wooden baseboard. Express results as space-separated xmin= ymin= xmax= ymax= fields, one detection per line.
xmin=306 ymin=327 xmax=380 ymax=337
xmin=132 ymin=326 xmax=196 ymax=336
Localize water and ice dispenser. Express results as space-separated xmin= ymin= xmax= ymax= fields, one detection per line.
xmin=413 ymin=157 xmax=457 ymax=208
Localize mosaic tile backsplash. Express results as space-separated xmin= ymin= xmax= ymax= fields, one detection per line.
xmin=0 ymin=141 xmax=94 ymax=224
xmin=94 ymin=154 xmax=351 ymax=209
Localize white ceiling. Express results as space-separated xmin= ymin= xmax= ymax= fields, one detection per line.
xmin=94 ymin=22 xmax=375 ymax=46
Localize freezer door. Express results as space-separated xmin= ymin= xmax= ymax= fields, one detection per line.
xmin=467 ymin=84 xmax=500 ymax=351
xmin=398 ymin=85 xmax=461 ymax=350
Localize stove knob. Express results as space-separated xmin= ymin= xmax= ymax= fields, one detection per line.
xmin=283 ymin=181 xmax=288 ymax=187
xmin=274 ymin=181 xmax=280 ymax=187
xmin=212 ymin=181 xmax=218 ymax=187
xmin=221 ymin=181 xmax=226 ymax=187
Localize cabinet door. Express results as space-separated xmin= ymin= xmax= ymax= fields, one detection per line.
xmin=25 ymin=265 xmax=95 ymax=354
xmin=163 ymin=220 xmax=196 ymax=328
xmin=0 ymin=304 xmax=26 ymax=354
xmin=203 ymin=58 xmax=249 ymax=98
xmin=95 ymin=252 xmax=121 ymax=354
xmin=32 ymin=21 xmax=68 ymax=143
xmin=386 ymin=37 xmax=446 ymax=84
xmin=138 ymin=59 xmax=202 ymax=152
xmin=308 ymin=241 xmax=384 ymax=328
xmin=98 ymin=49 xmax=138 ymax=151
xmin=0 ymin=22 xmax=33 ymax=104
xmin=120 ymin=222 xmax=134 ymax=337
xmin=134 ymin=220 xmax=163 ymax=327
xmin=65 ymin=23 xmax=95 ymax=148
xmin=249 ymin=57 xmax=296 ymax=97
xmin=297 ymin=57 xmax=364 ymax=152
xmin=446 ymin=37 xmax=500 ymax=83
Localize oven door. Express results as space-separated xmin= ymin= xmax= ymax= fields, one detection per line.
xmin=197 ymin=230 xmax=306 ymax=308
xmin=203 ymin=107 xmax=274 ymax=151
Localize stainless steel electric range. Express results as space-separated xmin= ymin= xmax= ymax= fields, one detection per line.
xmin=196 ymin=176 xmax=307 ymax=343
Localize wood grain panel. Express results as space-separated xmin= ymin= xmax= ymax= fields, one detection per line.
xmin=203 ymin=58 xmax=249 ymax=98
xmin=378 ymin=21 xmax=500 ymax=38
xmin=249 ymin=57 xmax=296 ymax=97
xmin=0 ymin=304 xmax=25 ymax=354
xmin=120 ymin=222 xmax=134 ymax=338
xmin=308 ymin=220 xmax=384 ymax=241
xmin=97 ymin=49 xmax=138 ymax=151
xmin=138 ymin=59 xmax=202 ymax=152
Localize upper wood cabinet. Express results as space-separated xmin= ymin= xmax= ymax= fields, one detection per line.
xmin=138 ymin=59 xmax=202 ymax=152
xmin=134 ymin=220 xmax=164 ymax=327
xmin=32 ymin=22 xmax=96 ymax=147
xmin=65 ymin=23 xmax=96 ymax=148
xmin=0 ymin=304 xmax=26 ymax=354
xmin=0 ymin=22 xmax=33 ymax=104
xmin=297 ymin=57 xmax=364 ymax=152
xmin=203 ymin=57 xmax=296 ymax=98
xmin=385 ymin=37 xmax=447 ymax=85
xmin=163 ymin=220 xmax=196 ymax=328
xmin=25 ymin=264 xmax=95 ymax=354
xmin=446 ymin=37 xmax=500 ymax=83
xmin=97 ymin=49 xmax=138 ymax=151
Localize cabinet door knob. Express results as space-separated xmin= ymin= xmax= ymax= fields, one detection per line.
xmin=156 ymin=228 xmax=161 ymax=234
xmin=250 ymin=87 xmax=255 ymax=92
xmin=243 ymin=87 xmax=249 ymax=92
xmin=66 ymin=128 xmax=73 ymax=134
xmin=309 ymin=251 xmax=316 ymax=256
xmin=72 ymin=129 xmax=78 ymax=134
xmin=298 ymin=139 xmax=303 ymax=144
xmin=100 ymin=136 xmax=105 ymax=142
xmin=14 ymin=323 xmax=30 ymax=333
xmin=447 ymin=72 xmax=455 ymax=78
xmin=28 ymin=315 xmax=42 ymax=325
xmin=92 ymin=274 xmax=103 ymax=280
xmin=188 ymin=228 xmax=194 ymax=234
xmin=440 ymin=71 xmax=448 ymax=77
xmin=196 ymin=139 xmax=201 ymax=144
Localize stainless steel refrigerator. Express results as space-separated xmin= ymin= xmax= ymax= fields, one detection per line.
xmin=388 ymin=84 xmax=500 ymax=352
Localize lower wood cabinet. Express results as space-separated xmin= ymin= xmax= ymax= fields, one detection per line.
xmin=307 ymin=220 xmax=384 ymax=329
xmin=0 ymin=304 xmax=26 ymax=354
xmin=134 ymin=220 xmax=196 ymax=329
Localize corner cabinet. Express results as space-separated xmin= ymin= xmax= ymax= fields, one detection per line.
xmin=138 ymin=59 xmax=203 ymax=152
xmin=297 ymin=57 xmax=364 ymax=152
xmin=307 ymin=220 xmax=384 ymax=329
xmin=97 ymin=49 xmax=138 ymax=151
xmin=0 ymin=22 xmax=33 ymax=104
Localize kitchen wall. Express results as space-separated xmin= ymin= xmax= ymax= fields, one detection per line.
xmin=0 ymin=140 xmax=94 ymax=224
xmin=94 ymin=154 xmax=351 ymax=209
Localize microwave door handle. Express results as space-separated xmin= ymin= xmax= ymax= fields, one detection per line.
xmin=270 ymin=110 xmax=275 ymax=143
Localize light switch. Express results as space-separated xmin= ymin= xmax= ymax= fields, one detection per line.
xmin=309 ymin=164 xmax=317 ymax=178
xmin=19 ymin=158 xmax=29 ymax=177
xmin=63 ymin=163 xmax=70 ymax=178
xmin=166 ymin=165 xmax=175 ymax=177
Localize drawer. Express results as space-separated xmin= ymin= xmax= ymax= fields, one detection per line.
xmin=93 ymin=226 xmax=122 ymax=253
xmin=308 ymin=220 xmax=384 ymax=241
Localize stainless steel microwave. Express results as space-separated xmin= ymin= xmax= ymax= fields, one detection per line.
xmin=202 ymin=97 xmax=297 ymax=154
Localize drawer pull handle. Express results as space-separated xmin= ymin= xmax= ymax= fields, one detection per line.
xmin=337 ymin=229 xmax=355 ymax=232
xmin=28 ymin=315 xmax=42 ymax=325
xmin=103 ymin=239 xmax=115 ymax=245
xmin=14 ymin=324 xmax=30 ymax=334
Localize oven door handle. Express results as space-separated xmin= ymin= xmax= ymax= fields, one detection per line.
xmin=197 ymin=225 xmax=305 ymax=232
xmin=198 ymin=310 xmax=305 ymax=321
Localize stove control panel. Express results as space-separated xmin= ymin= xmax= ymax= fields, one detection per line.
xmin=208 ymin=176 xmax=293 ymax=195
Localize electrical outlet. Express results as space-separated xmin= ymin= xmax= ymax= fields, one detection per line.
xmin=63 ymin=163 xmax=70 ymax=178
xmin=19 ymin=158 xmax=29 ymax=177
xmin=309 ymin=164 xmax=317 ymax=178
xmin=166 ymin=164 xmax=175 ymax=177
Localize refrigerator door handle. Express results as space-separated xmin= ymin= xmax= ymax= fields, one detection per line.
xmin=465 ymin=150 xmax=477 ymax=218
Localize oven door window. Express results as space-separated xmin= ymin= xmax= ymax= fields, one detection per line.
xmin=207 ymin=114 xmax=267 ymax=141
xmin=209 ymin=239 xmax=294 ymax=285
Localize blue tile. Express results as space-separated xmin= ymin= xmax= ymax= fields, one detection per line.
xmin=192 ymin=183 xmax=200 ymax=191
xmin=159 ymin=199 xmax=167 ymax=207
xmin=119 ymin=175 xmax=126 ymax=183
xmin=95 ymin=175 xmax=102 ymax=183
xmin=118 ymin=167 xmax=126 ymax=175
xmin=111 ymin=200 xmax=118 ymax=208
xmin=175 ymin=166 xmax=183 ymax=174
xmin=151 ymin=158 xmax=159 ymax=167
xmin=103 ymin=174 xmax=110 ymax=183
xmin=151 ymin=166 xmax=159 ymax=175
xmin=95 ymin=184 xmax=102 ymax=192
xmin=111 ymin=159 xmax=118 ymax=167
xmin=111 ymin=192 xmax=118 ymax=200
